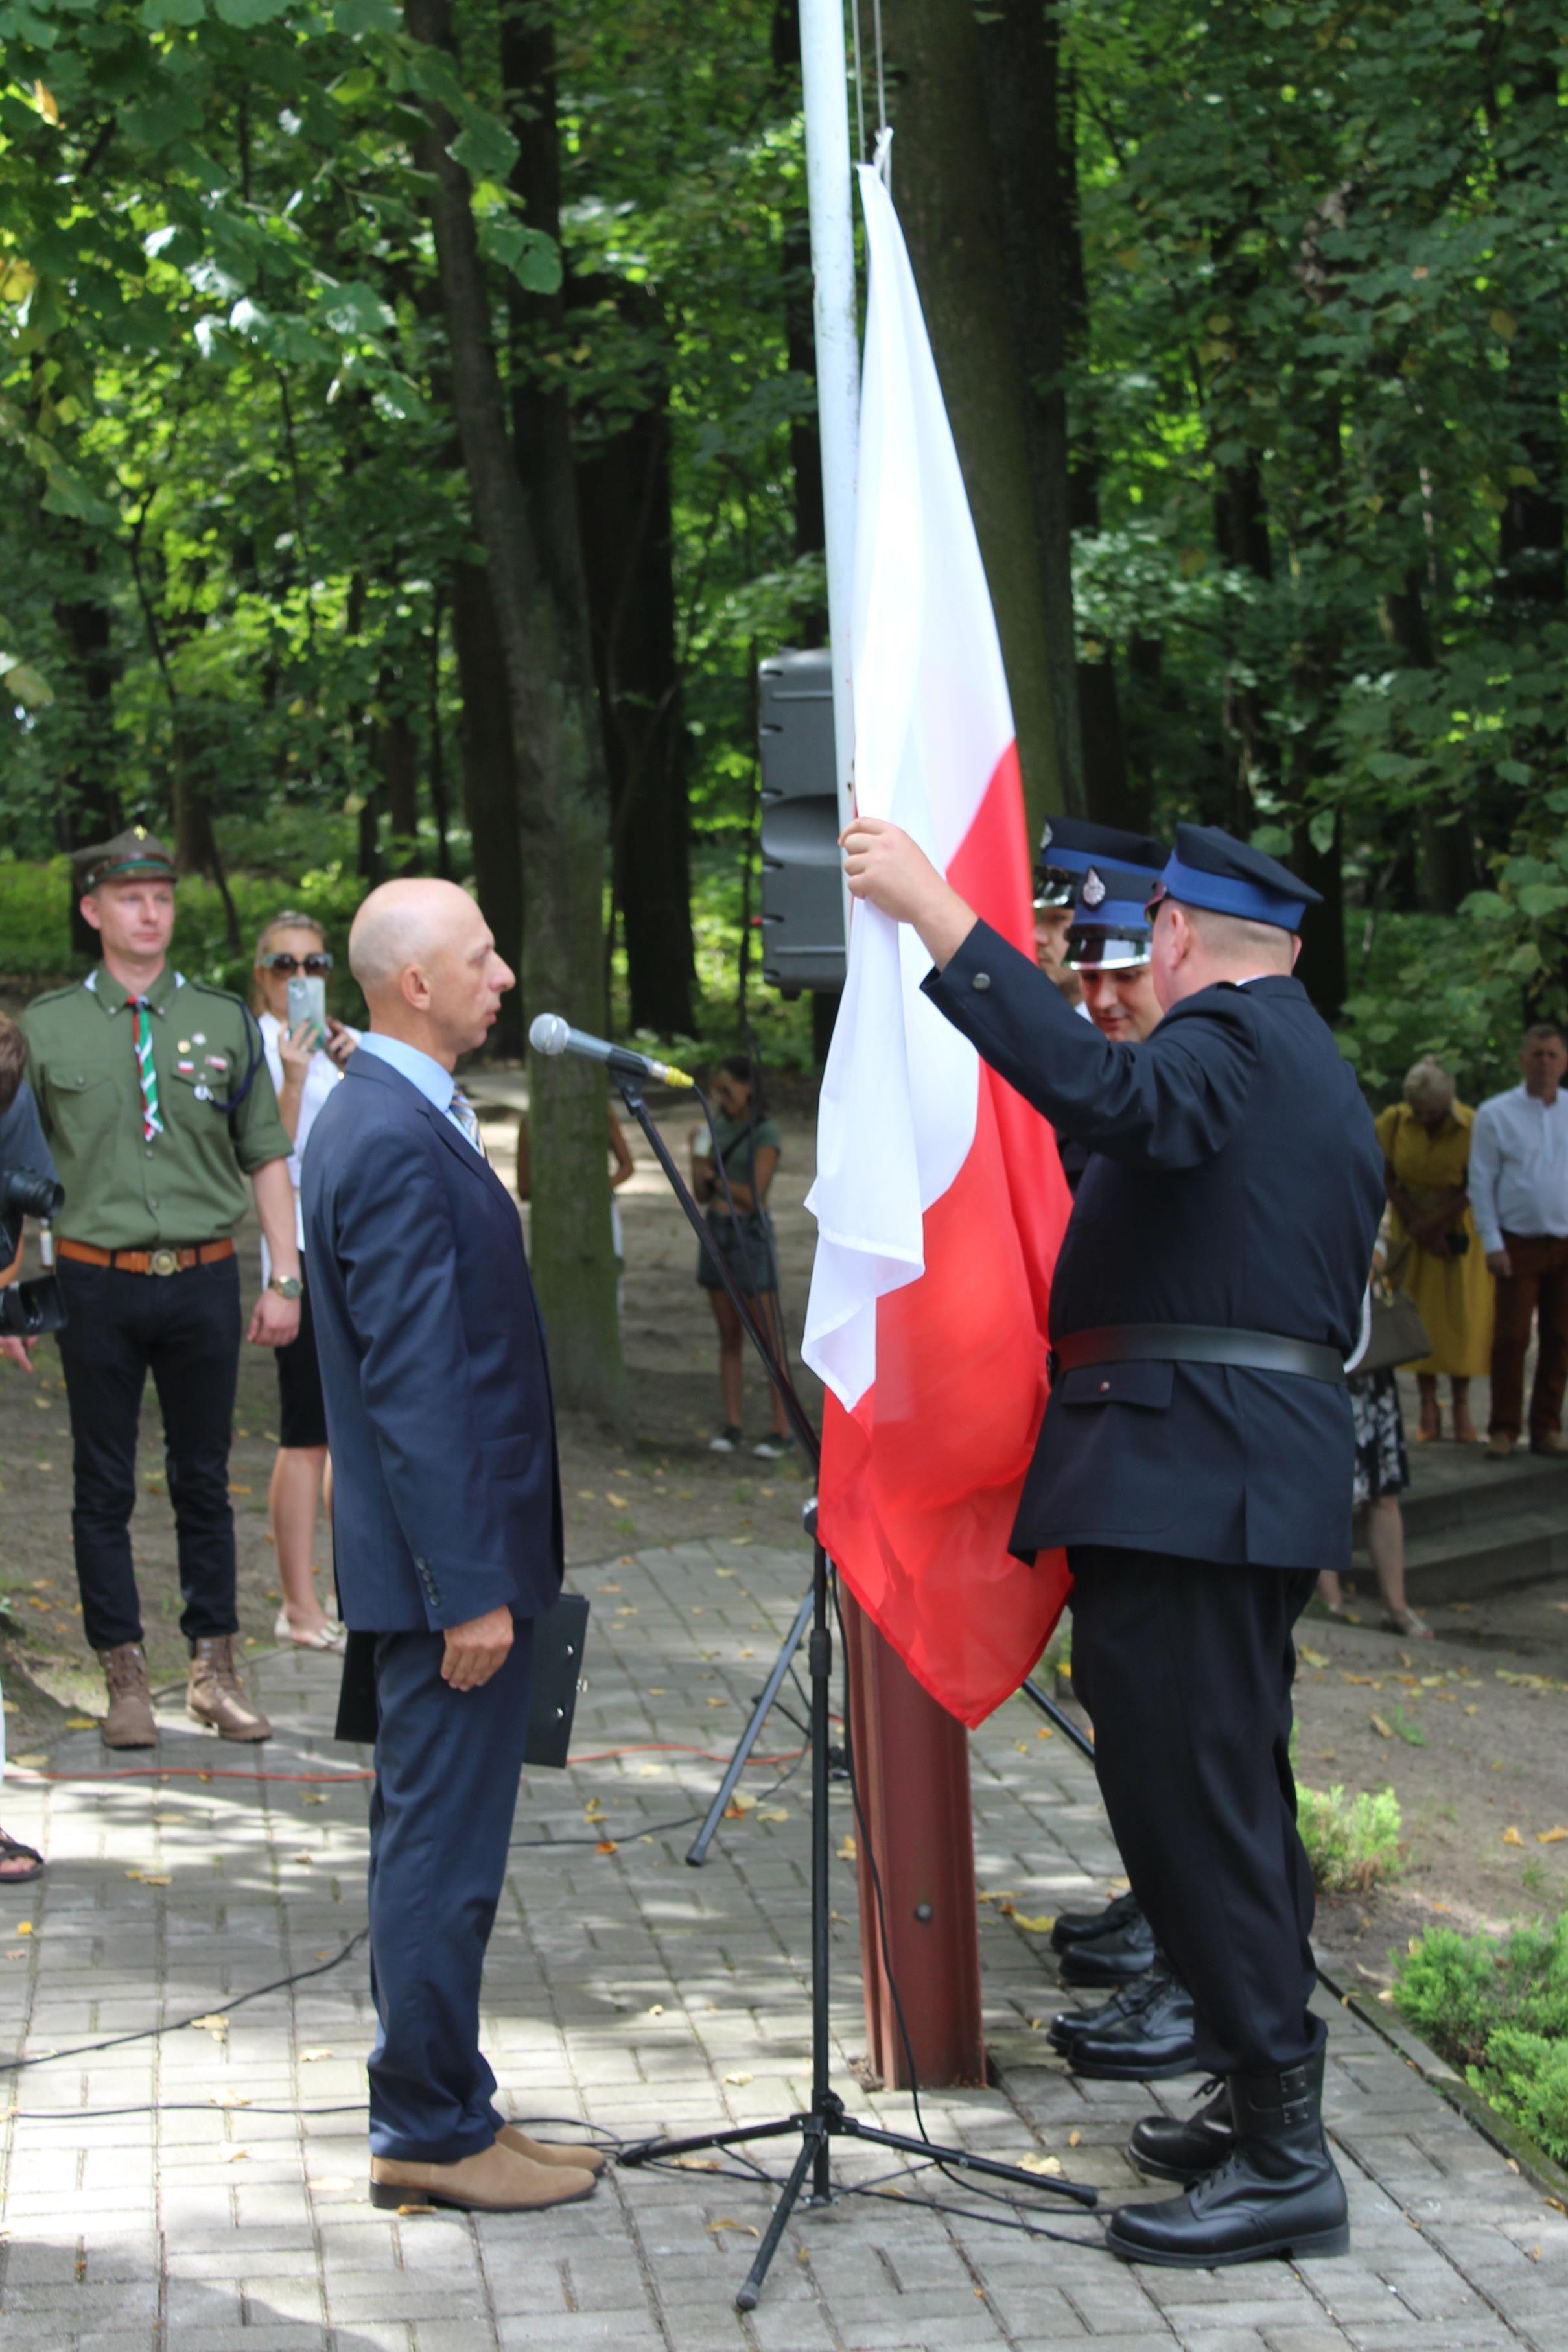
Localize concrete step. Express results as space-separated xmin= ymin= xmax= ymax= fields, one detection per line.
xmin=1391 ymin=1448 xmax=1568 ymax=1543
xmin=1355 ymin=1505 xmax=1568 ymax=1606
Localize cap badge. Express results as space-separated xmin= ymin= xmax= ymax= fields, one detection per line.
xmin=1082 ymin=867 xmax=1107 ymax=908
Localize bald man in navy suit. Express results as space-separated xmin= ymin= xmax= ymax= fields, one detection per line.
xmin=303 ymin=879 xmax=602 ymax=2217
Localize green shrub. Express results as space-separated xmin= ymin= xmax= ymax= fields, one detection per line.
xmin=1394 ymin=1916 xmax=1568 ymax=2167
xmin=1296 ymin=1782 xmax=1403 ymax=1894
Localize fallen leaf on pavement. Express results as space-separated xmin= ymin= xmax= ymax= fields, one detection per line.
xmin=1370 ymin=1713 xmax=1394 ymax=1739
xmin=1503 ymin=1827 xmax=1525 ymax=1847
xmin=1010 ymin=1914 xmax=1055 ymax=1934
xmin=1020 ymin=2153 xmax=1062 ymax=2176
xmin=723 ymin=2071 xmax=753 ymax=2086
xmin=300 ymin=2047 xmax=333 ymax=2063
xmin=707 ymin=2218 xmax=760 ymax=2237
xmin=595 ymin=1840 xmax=618 ymax=1855
xmin=1298 ymin=1645 xmax=1328 ymax=1667
xmin=837 ymin=1835 xmax=857 ymax=1861
xmin=1538 ymin=1828 xmax=1568 ymax=1844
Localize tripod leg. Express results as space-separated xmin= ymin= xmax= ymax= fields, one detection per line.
xmin=734 ymin=2123 xmax=826 ymax=2314
xmin=1019 ymin=1675 xmax=1095 ymax=1765
xmin=686 ymin=1584 xmax=815 ymax=1866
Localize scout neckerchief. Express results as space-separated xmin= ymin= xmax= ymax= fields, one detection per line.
xmin=130 ymin=996 xmax=165 ymax=1142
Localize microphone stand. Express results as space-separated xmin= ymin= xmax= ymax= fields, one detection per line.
xmin=609 ymin=1072 xmax=1096 ymax=2312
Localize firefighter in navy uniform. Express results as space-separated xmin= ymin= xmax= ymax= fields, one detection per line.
xmin=1032 ymin=820 xmax=1165 ymax=1195
xmin=20 ymin=830 xmax=301 ymax=1750
xmin=841 ymin=813 xmax=1382 ymax=2270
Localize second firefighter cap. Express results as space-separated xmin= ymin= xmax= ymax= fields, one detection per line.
xmin=1149 ymin=823 xmax=1323 ymax=933
xmin=1066 ymin=860 xmax=1162 ymax=971
xmin=1035 ymin=816 xmax=1167 ymax=908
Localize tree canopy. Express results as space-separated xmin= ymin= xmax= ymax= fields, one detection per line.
xmin=3 ymin=0 xmax=1567 ymax=1389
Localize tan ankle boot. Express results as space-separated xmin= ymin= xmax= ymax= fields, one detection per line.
xmin=99 ymin=1643 xmax=157 ymax=1750
xmin=497 ymin=2123 xmax=607 ymax=2176
xmin=187 ymin=1636 xmax=271 ymax=1742
xmin=369 ymin=2139 xmax=597 ymax=2213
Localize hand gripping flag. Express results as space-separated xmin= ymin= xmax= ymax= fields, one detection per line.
xmin=801 ymin=167 xmax=1073 ymax=1729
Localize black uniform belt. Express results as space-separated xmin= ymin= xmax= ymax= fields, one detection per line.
xmin=1049 ymin=1323 xmax=1346 ymax=1386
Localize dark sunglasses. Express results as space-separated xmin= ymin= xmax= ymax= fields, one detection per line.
xmin=259 ymin=950 xmax=333 ymax=976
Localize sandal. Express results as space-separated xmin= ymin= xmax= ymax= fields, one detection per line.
xmin=0 ymin=1829 xmax=45 ymax=1883
xmin=1381 ymin=1608 xmax=1434 ymax=1641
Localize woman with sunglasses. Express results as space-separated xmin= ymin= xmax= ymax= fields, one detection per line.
xmin=253 ymin=913 xmax=357 ymax=1652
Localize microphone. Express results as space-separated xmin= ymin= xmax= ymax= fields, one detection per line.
xmin=528 ymin=1013 xmax=694 ymax=1090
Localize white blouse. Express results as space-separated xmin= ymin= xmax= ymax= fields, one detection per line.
xmin=257 ymin=1009 xmax=357 ymax=1275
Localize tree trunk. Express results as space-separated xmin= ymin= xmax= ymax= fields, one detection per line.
xmin=379 ymin=682 xmax=421 ymax=869
xmin=883 ymin=0 xmax=1064 ymax=840
xmin=575 ymin=327 xmax=697 ymax=1037
xmin=54 ymin=540 xmax=123 ymax=960
xmin=978 ymin=0 xmax=1101 ymax=823
xmin=428 ymin=587 xmax=452 ymax=880
xmin=450 ymin=558 xmax=524 ymax=1035
xmin=410 ymin=0 xmax=626 ymax=1425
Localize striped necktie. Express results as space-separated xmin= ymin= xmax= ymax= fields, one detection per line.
xmin=450 ymin=1087 xmax=486 ymax=1158
xmin=131 ymin=998 xmax=164 ymax=1142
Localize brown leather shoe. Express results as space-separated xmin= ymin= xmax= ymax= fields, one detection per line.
xmin=99 ymin=1642 xmax=158 ymax=1749
xmin=1531 ymin=1429 xmax=1567 ymax=1456
xmin=369 ymin=2139 xmax=597 ymax=2213
xmin=497 ymin=2123 xmax=607 ymax=2176
xmin=187 ymin=1636 xmax=271 ymax=1742
xmin=1485 ymin=1433 xmax=1517 ymax=1461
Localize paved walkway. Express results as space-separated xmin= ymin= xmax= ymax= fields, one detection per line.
xmin=3 ymin=1536 xmax=1565 ymax=2351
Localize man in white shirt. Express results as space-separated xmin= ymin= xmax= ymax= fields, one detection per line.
xmin=1468 ymin=1023 xmax=1568 ymax=1459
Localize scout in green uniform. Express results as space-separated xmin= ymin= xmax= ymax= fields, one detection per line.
xmin=19 ymin=829 xmax=303 ymax=1748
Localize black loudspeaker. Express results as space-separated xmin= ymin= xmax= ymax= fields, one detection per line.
xmin=758 ymin=648 xmax=847 ymax=998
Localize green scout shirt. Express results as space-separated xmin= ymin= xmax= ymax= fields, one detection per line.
xmin=20 ymin=962 xmax=291 ymax=1250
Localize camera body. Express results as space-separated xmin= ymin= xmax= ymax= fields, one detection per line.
xmin=0 ymin=1164 xmax=68 ymax=1339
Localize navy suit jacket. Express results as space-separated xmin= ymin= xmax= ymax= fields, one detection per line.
xmin=301 ymin=1050 xmax=563 ymax=1633
xmin=924 ymin=923 xmax=1383 ymax=1573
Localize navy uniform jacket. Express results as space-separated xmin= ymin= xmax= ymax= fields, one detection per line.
xmin=924 ymin=923 xmax=1383 ymax=1573
xmin=302 ymin=1051 xmax=563 ymax=1633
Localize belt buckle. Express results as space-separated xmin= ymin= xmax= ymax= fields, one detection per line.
xmin=149 ymin=1247 xmax=180 ymax=1277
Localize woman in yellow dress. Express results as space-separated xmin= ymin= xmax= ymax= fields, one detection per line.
xmin=1375 ymin=1057 xmax=1495 ymax=1443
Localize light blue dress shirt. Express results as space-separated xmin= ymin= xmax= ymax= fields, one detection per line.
xmin=355 ymin=1033 xmax=482 ymax=1153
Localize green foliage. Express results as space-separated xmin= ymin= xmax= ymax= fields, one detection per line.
xmin=1296 ymin=1782 xmax=1403 ymax=1894
xmin=1394 ymin=1915 xmax=1568 ymax=2164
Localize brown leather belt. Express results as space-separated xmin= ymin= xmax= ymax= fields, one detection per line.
xmin=57 ymin=1238 xmax=237 ymax=1277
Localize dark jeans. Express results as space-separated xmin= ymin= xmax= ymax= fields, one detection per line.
xmin=367 ymin=1622 xmax=534 ymax=2162
xmin=1489 ymin=1231 xmax=1568 ymax=1443
xmin=54 ymin=1255 xmax=243 ymax=1652
xmin=1069 ymin=1546 xmax=1322 ymax=2076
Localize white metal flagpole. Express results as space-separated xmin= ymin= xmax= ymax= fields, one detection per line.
xmin=798 ymin=0 xmax=860 ymax=871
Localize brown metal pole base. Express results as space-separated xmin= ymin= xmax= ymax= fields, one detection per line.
xmin=840 ymin=1587 xmax=986 ymax=2089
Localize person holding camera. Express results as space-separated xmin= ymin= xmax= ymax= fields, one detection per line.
xmin=18 ymin=829 xmax=301 ymax=1750
xmin=1375 ymin=1057 xmax=1493 ymax=1446
xmin=689 ymin=1056 xmax=791 ymax=1459
xmin=253 ymin=910 xmax=357 ymax=1653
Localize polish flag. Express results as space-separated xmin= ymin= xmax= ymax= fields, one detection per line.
xmin=802 ymin=167 xmax=1073 ymax=1730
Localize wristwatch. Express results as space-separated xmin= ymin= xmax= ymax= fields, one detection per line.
xmin=268 ymin=1274 xmax=303 ymax=1300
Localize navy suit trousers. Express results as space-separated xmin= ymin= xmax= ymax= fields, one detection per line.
xmin=1068 ymin=1549 xmax=1321 ymax=2076
xmin=366 ymin=1621 xmax=534 ymax=2162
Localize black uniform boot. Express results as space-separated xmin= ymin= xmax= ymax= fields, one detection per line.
xmin=1051 ymin=1888 xmax=1143 ymax=1952
xmin=1107 ymin=2045 xmax=1348 ymax=2266
xmin=1126 ymin=2080 xmax=1234 ymax=2182
xmin=1059 ymin=1904 xmax=1158 ymax=1987
xmin=1067 ymin=1966 xmax=1199 ymax=2081
xmin=1047 ymin=1958 xmax=1167 ymax=2056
